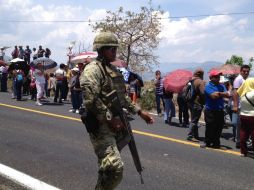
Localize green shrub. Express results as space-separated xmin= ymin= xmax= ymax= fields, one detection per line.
xmin=139 ymin=87 xmax=156 ymax=110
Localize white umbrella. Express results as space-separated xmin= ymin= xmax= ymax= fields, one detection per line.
xmin=10 ymin=58 xmax=25 ymax=63
xmin=70 ymin=51 xmax=97 ymax=64
xmin=0 ymin=46 xmax=11 ymax=50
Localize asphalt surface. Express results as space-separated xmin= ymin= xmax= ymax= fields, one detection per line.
xmin=0 ymin=91 xmax=254 ymax=190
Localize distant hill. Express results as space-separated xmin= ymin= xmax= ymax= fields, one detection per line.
xmin=141 ymin=61 xmax=223 ymax=81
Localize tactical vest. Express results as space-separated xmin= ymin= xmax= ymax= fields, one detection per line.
xmin=95 ymin=60 xmax=127 ymax=107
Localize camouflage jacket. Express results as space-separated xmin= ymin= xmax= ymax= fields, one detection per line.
xmin=80 ymin=58 xmax=140 ymax=121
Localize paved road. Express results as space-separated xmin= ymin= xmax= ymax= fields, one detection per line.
xmin=0 ymin=92 xmax=254 ymax=190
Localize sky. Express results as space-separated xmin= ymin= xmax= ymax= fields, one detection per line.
xmin=0 ymin=0 xmax=254 ymax=72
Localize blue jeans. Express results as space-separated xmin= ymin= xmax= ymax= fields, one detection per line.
xmin=232 ymin=112 xmax=240 ymax=143
xmin=156 ymin=94 xmax=164 ymax=114
xmin=16 ymin=80 xmax=23 ymax=100
xmin=164 ymin=98 xmax=175 ymax=121
xmin=71 ymin=90 xmax=83 ymax=110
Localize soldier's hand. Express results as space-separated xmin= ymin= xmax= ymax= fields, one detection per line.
xmin=107 ymin=117 xmax=125 ymax=132
xmin=139 ymin=111 xmax=154 ymax=124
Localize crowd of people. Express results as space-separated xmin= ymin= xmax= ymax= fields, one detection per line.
xmin=10 ymin=45 xmax=51 ymax=64
xmin=154 ymin=65 xmax=254 ymax=156
xmin=0 ymin=45 xmax=87 ymax=114
xmin=1 ymin=32 xmax=254 ymax=190
xmin=1 ymin=44 xmax=254 ymax=158
xmin=0 ymin=45 xmax=146 ymax=116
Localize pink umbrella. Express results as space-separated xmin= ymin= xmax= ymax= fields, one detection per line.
xmin=70 ymin=51 xmax=97 ymax=64
xmin=163 ymin=69 xmax=193 ymax=93
xmin=110 ymin=59 xmax=127 ymax=68
xmin=216 ymin=64 xmax=240 ymax=75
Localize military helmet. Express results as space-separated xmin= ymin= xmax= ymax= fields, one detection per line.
xmin=93 ymin=32 xmax=119 ymax=51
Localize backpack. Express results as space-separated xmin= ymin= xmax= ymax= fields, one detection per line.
xmin=17 ymin=74 xmax=23 ymax=81
xmin=182 ymin=79 xmax=196 ymax=102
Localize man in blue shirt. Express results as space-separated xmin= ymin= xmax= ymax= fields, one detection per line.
xmin=201 ymin=70 xmax=230 ymax=148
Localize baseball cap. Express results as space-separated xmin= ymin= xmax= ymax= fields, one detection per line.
xmin=209 ymin=69 xmax=222 ymax=77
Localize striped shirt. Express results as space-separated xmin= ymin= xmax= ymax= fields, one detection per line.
xmin=155 ymin=77 xmax=163 ymax=95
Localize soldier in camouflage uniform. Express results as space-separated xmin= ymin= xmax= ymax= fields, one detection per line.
xmin=80 ymin=32 xmax=154 ymax=190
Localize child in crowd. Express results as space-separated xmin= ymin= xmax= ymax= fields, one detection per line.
xmin=30 ymin=77 xmax=36 ymax=100
xmin=47 ymin=73 xmax=56 ymax=97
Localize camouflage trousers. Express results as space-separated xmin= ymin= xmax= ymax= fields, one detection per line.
xmin=89 ymin=122 xmax=124 ymax=190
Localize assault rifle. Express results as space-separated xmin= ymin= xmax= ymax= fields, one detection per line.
xmin=106 ymin=90 xmax=144 ymax=184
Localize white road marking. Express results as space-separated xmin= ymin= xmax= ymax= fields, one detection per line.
xmin=0 ymin=163 xmax=61 ymax=190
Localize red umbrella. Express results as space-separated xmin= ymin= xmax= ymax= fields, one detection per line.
xmin=111 ymin=59 xmax=127 ymax=68
xmin=216 ymin=64 xmax=240 ymax=75
xmin=163 ymin=69 xmax=193 ymax=93
xmin=0 ymin=60 xmax=7 ymax=66
xmin=70 ymin=51 xmax=97 ymax=64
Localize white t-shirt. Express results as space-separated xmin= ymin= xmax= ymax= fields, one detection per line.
xmin=34 ymin=69 xmax=45 ymax=84
xmin=234 ymin=74 xmax=245 ymax=108
xmin=240 ymin=90 xmax=254 ymax=116
xmin=55 ymin=68 xmax=66 ymax=78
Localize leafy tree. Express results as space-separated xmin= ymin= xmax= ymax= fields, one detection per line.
xmin=225 ymin=55 xmax=252 ymax=69
xmin=249 ymin=57 xmax=253 ymax=69
xmin=89 ymin=0 xmax=163 ymax=72
xmin=225 ymin=55 xmax=244 ymax=66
